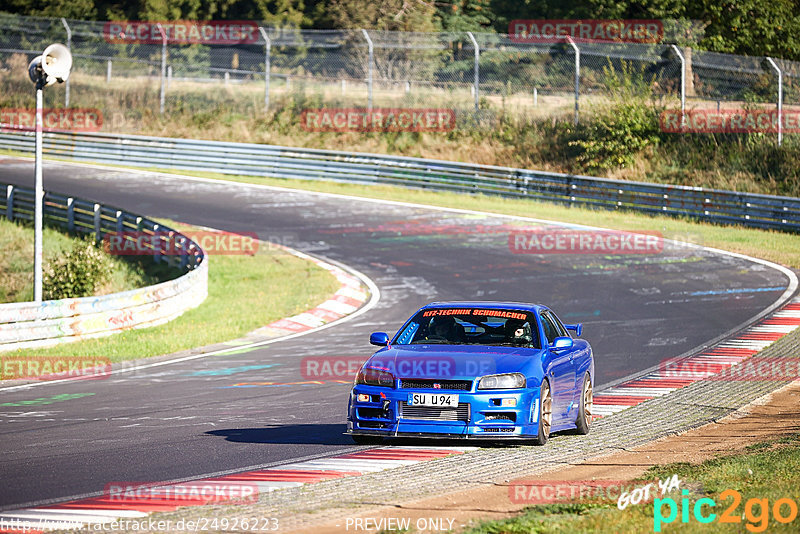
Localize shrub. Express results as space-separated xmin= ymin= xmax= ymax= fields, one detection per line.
xmin=566 ymin=101 xmax=662 ymax=172
xmin=43 ymin=237 xmax=114 ymax=300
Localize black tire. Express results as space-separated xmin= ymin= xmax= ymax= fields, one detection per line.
xmin=532 ymin=379 xmax=552 ymax=446
xmin=575 ymin=372 xmax=593 ymax=435
xmin=351 ymin=434 xmax=384 ymax=445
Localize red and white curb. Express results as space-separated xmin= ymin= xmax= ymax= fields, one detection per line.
xmin=254 ymin=247 xmax=370 ymax=338
xmin=0 ymin=447 xmax=475 ymax=532
xmin=592 ymin=297 xmax=800 ymax=417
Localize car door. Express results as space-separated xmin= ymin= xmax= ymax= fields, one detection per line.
xmin=540 ymin=311 xmax=577 ymax=423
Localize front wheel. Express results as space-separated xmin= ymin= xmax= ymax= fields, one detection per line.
xmin=575 ymin=372 xmax=593 ymax=435
xmin=532 ymin=379 xmax=552 ymax=445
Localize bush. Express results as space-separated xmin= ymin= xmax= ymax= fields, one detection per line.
xmin=566 ymin=101 xmax=662 ymax=172
xmin=43 ymin=237 xmax=114 ymax=300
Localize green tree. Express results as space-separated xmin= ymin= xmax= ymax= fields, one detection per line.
xmin=437 ymin=0 xmax=495 ymax=32
xmin=690 ymin=0 xmax=800 ymax=59
xmin=4 ymin=0 xmax=98 ymax=19
xmin=320 ymin=0 xmax=439 ymax=31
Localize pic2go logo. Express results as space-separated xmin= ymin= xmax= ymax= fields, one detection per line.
xmin=654 ymin=489 xmax=800 ymax=532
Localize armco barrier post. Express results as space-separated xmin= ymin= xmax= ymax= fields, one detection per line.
xmin=6 ymin=185 xmax=13 ymax=222
xmin=153 ymin=223 xmax=161 ymax=263
xmin=66 ymin=197 xmax=74 ymax=230
xmin=93 ymin=203 xmax=101 ymax=242
xmin=467 ymin=31 xmax=480 ymax=113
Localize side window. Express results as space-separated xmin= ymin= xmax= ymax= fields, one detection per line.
xmin=539 ymin=313 xmax=559 ymax=345
xmin=545 ymin=311 xmax=568 ymax=338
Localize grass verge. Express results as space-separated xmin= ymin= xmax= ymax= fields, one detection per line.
xmin=464 ymin=433 xmax=800 ymax=533
xmin=1 ymin=219 xmax=341 ymax=363
xmin=0 ymin=217 xmax=164 ymax=303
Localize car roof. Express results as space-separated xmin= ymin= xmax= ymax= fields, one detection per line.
xmin=420 ymin=301 xmax=546 ymax=313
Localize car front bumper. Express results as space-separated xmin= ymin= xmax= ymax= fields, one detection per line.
xmin=347 ymin=385 xmax=541 ymax=439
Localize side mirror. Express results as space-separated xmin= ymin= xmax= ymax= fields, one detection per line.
xmin=564 ymin=323 xmax=583 ymax=337
xmin=369 ymin=332 xmax=390 ymax=346
xmin=551 ymin=336 xmax=573 ymax=352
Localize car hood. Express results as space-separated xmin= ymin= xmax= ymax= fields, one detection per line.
xmin=365 ymin=344 xmax=540 ymax=380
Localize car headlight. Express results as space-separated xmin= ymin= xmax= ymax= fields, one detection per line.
xmin=355 ymin=367 xmax=395 ymax=387
xmin=477 ymin=373 xmax=526 ymax=390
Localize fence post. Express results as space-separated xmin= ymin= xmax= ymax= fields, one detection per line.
xmin=670 ymin=45 xmax=686 ymax=128
xmin=566 ymin=37 xmax=579 ymax=125
xmin=61 ymin=18 xmax=72 ymax=108
xmin=765 ymin=57 xmax=783 ymax=147
xmin=361 ymin=29 xmax=373 ymax=110
xmin=157 ymin=23 xmax=167 ymax=114
xmin=106 ymin=59 xmax=112 ymax=82
xmin=466 ymin=32 xmax=480 ymax=113
xmin=6 ymin=185 xmax=13 ymax=222
xmin=258 ymin=27 xmax=271 ymax=110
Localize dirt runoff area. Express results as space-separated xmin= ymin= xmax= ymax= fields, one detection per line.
xmin=299 ymin=380 xmax=800 ymax=534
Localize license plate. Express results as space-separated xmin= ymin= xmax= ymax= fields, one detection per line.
xmin=407 ymin=393 xmax=459 ymax=407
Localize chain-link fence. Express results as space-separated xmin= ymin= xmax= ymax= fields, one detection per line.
xmin=1 ymin=13 xmax=797 ymax=143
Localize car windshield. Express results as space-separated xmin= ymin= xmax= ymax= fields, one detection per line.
xmin=394 ymin=308 xmax=541 ymax=349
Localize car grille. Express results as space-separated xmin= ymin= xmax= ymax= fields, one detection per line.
xmin=484 ymin=412 xmax=516 ymax=422
xmin=399 ymin=402 xmax=470 ymax=422
xmin=399 ymin=379 xmax=472 ymax=391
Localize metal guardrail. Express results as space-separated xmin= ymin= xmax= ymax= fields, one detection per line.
xmin=0 ymin=181 xmax=208 ymax=352
xmin=1 ymin=129 xmax=799 ymax=232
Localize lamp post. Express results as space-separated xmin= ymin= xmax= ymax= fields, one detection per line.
xmin=27 ymin=43 xmax=72 ymax=303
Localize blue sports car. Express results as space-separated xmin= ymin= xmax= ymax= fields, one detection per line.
xmin=347 ymin=302 xmax=594 ymax=444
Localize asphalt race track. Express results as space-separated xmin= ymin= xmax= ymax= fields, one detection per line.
xmin=0 ymin=158 xmax=793 ymax=509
